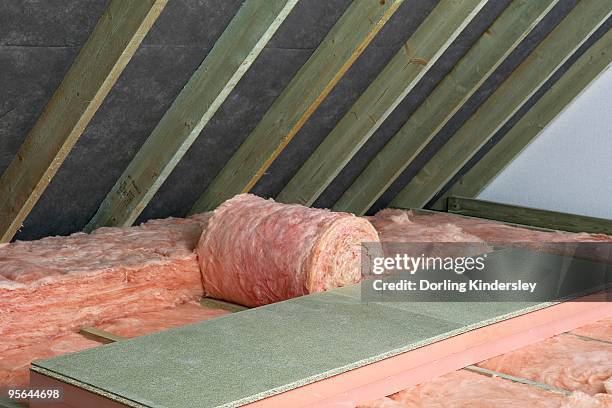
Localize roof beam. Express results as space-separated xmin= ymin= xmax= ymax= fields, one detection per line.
xmin=390 ymin=1 xmax=612 ymax=210
xmin=84 ymin=0 xmax=298 ymax=230
xmin=276 ymin=0 xmax=489 ymax=206
xmin=434 ymin=30 xmax=612 ymax=208
xmin=332 ymin=0 xmax=559 ymax=215
xmin=0 ymin=0 xmax=167 ymax=242
xmin=190 ymin=0 xmax=405 ymax=213
xmin=447 ymin=196 xmax=612 ymax=235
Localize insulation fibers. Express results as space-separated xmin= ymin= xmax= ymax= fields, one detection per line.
xmin=0 ymin=214 xmax=210 ymax=353
xmin=359 ymin=370 xmax=612 ymax=407
xmin=478 ymin=334 xmax=612 ymax=395
xmin=197 ymin=194 xmax=380 ymax=307
xmin=1 ymin=301 xmax=228 ymax=393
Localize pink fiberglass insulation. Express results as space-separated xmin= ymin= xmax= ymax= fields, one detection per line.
xmin=370 ymin=209 xmax=612 ymax=266
xmin=0 ymin=302 xmax=228 ymax=397
xmin=571 ymin=317 xmax=612 ymax=342
xmin=369 ymin=210 xmax=486 ymax=243
xmin=0 ymin=213 xmax=211 ymax=353
xmin=0 ymin=332 xmax=100 ymax=393
xmin=371 ymin=209 xmax=612 ymax=243
xmin=358 ymin=370 xmax=611 ymax=408
xmin=367 ymin=209 xmax=491 ymax=259
xmin=564 ymin=392 xmax=612 ymax=408
xmin=197 ymin=194 xmax=380 ymax=307
xmin=96 ymin=301 xmax=229 ymax=338
xmin=478 ymin=334 xmax=612 ymax=395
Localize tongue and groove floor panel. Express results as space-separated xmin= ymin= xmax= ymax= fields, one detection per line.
xmin=30 ymin=280 xmax=611 ymax=408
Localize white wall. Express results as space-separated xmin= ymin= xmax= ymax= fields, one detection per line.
xmin=478 ymin=65 xmax=612 ymax=219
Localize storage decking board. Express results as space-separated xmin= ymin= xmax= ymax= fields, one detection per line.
xmin=31 ymin=258 xmax=595 ymax=408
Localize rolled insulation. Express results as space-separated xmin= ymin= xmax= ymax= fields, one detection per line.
xmin=197 ymin=194 xmax=379 ymax=307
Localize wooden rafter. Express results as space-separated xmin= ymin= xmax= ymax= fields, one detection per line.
xmin=447 ymin=196 xmax=612 ymax=235
xmin=390 ymin=1 xmax=612 ymax=210
xmin=276 ymin=0 xmax=489 ymax=206
xmin=84 ymin=0 xmax=298 ymax=230
xmin=0 ymin=0 xmax=167 ymax=242
xmin=189 ymin=0 xmax=405 ymax=213
xmin=332 ymin=0 xmax=559 ymax=215
xmin=434 ymin=30 xmax=612 ymax=208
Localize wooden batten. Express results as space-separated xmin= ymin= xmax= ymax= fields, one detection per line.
xmin=433 ymin=30 xmax=612 ymax=208
xmin=277 ymin=0 xmax=489 ymax=207
xmin=332 ymin=0 xmax=559 ymax=215
xmin=190 ymin=0 xmax=405 ymax=213
xmin=85 ymin=0 xmax=298 ymax=230
xmin=389 ymin=1 xmax=612 ymax=210
xmin=0 ymin=0 xmax=167 ymax=242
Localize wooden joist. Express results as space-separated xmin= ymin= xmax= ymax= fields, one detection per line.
xmin=0 ymin=0 xmax=167 ymax=242
xmin=80 ymin=327 xmax=127 ymax=344
xmin=332 ymin=0 xmax=559 ymax=215
xmin=276 ymin=0 xmax=489 ymax=206
xmin=85 ymin=0 xmax=298 ymax=230
xmin=447 ymin=196 xmax=612 ymax=235
xmin=200 ymin=297 xmax=249 ymax=313
xmin=434 ymin=30 xmax=612 ymax=207
xmin=463 ymin=365 xmax=571 ymax=396
xmin=0 ymin=397 xmax=22 ymax=408
xmin=390 ymin=1 xmax=612 ymax=210
xmin=189 ymin=0 xmax=405 ymax=213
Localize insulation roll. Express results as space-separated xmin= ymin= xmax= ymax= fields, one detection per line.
xmin=196 ymin=194 xmax=380 ymax=307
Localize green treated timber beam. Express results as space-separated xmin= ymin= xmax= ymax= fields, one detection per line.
xmin=390 ymin=1 xmax=612 ymax=210
xmin=463 ymin=366 xmax=571 ymax=396
xmin=0 ymin=0 xmax=167 ymax=242
xmin=80 ymin=327 xmax=128 ymax=344
xmin=276 ymin=0 xmax=489 ymax=206
xmin=190 ymin=0 xmax=405 ymax=213
xmin=85 ymin=0 xmax=298 ymax=230
xmin=447 ymin=196 xmax=612 ymax=235
xmin=0 ymin=397 xmax=23 ymax=408
xmin=200 ymin=297 xmax=249 ymax=313
xmin=434 ymin=30 xmax=612 ymax=208
xmin=333 ymin=0 xmax=559 ymax=215
xmin=564 ymin=332 xmax=612 ymax=345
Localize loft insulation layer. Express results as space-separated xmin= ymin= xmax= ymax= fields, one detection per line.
xmin=478 ymin=333 xmax=612 ymax=395
xmin=30 ymin=283 xmax=611 ymax=408
xmin=1 ymin=302 xmax=229 ymax=395
xmin=359 ymin=370 xmax=612 ymax=408
xmin=96 ymin=301 xmax=230 ymax=338
xmin=0 ymin=213 xmax=210 ymax=353
xmin=371 ymin=209 xmax=612 ymax=243
xmin=369 ymin=209 xmax=612 ymax=267
xmin=198 ymin=194 xmax=379 ymax=307
xmin=368 ymin=210 xmax=485 ymax=243
xmin=0 ymin=332 xmax=100 ymax=395
xmin=359 ymin=370 xmax=566 ymax=408
xmin=570 ymin=316 xmax=612 ymax=342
